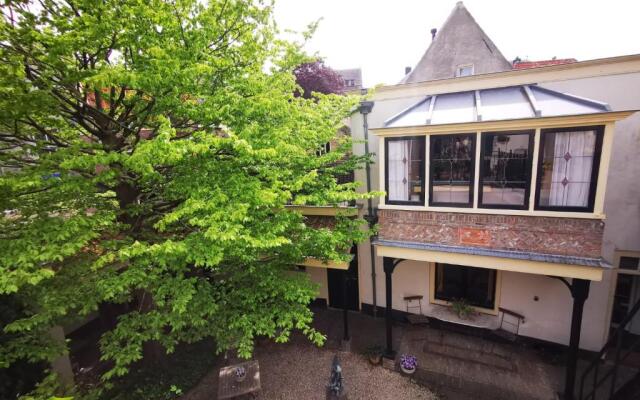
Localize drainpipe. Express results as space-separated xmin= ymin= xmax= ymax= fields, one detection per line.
xmin=358 ymin=100 xmax=377 ymax=317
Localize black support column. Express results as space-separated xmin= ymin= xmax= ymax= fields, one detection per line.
xmin=564 ymin=278 xmax=591 ymax=400
xmin=383 ymin=257 xmax=398 ymax=358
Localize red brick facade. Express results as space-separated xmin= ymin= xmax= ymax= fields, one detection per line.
xmin=378 ymin=210 xmax=604 ymax=258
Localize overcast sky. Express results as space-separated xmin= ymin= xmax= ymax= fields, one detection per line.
xmin=273 ymin=0 xmax=640 ymax=87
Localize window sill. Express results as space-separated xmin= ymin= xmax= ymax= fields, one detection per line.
xmin=427 ymin=303 xmax=500 ymax=327
xmin=378 ymin=203 xmax=605 ymax=219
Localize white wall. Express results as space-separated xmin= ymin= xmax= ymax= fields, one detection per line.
xmin=501 ymin=271 xmax=614 ymax=351
xmin=306 ymin=267 xmax=329 ymax=301
xmin=356 ymin=258 xmax=612 ymax=351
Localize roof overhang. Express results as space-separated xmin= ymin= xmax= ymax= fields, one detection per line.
xmin=375 ymin=240 xmax=607 ymax=281
xmin=301 ymin=257 xmax=350 ymax=270
xmin=374 ymin=54 xmax=640 ymax=101
xmin=371 ymin=111 xmax=636 ymax=137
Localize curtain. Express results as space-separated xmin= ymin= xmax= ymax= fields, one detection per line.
xmin=388 ymin=140 xmax=411 ymax=201
xmin=549 ymin=130 xmax=595 ymax=207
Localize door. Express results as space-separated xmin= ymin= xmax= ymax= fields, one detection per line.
xmin=327 ymin=246 xmax=359 ymax=311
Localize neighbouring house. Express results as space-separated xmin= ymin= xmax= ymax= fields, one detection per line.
xmin=513 ymin=58 xmax=578 ymax=70
xmin=336 ymin=68 xmax=363 ymax=93
xmin=299 ymin=2 xmax=640 ymax=399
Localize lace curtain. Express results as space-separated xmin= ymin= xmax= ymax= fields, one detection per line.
xmin=388 ymin=140 xmax=412 ymax=201
xmin=547 ymin=130 xmax=596 ymax=207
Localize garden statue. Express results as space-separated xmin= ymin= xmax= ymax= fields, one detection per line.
xmin=327 ymin=355 xmax=347 ymax=399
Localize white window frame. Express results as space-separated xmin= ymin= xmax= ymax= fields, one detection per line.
xmin=456 ymin=64 xmax=474 ymax=77
xmin=378 ymin=121 xmax=615 ymax=219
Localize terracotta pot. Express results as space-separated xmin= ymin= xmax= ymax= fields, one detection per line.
xmin=368 ymin=354 xmax=382 ymax=365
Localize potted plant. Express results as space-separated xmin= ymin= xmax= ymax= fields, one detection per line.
xmin=400 ymin=354 xmax=418 ymax=375
xmin=234 ymin=366 xmax=247 ymax=383
xmin=451 ymin=298 xmax=474 ymax=320
xmin=364 ymin=345 xmax=384 ymax=365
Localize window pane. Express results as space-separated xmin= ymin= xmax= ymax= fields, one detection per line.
xmin=481 ymin=132 xmax=531 ymax=207
xmin=431 ymin=134 xmax=474 ymax=205
xmin=538 ymin=129 xmax=597 ymax=208
xmin=435 ymin=264 xmax=496 ymax=309
xmin=457 ymin=65 xmax=473 ymax=77
xmin=620 ymin=257 xmax=640 ymax=271
xmin=387 ymin=137 xmax=424 ymax=203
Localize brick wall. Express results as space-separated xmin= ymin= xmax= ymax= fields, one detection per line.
xmin=378 ymin=210 xmax=604 ymax=258
xmin=304 ymin=215 xmax=337 ymax=229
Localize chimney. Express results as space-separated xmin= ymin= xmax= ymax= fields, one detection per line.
xmin=430 ymin=28 xmax=437 ymax=40
xmin=405 ymin=66 xmax=412 ymax=75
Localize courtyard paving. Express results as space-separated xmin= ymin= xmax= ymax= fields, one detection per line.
xmin=183 ymin=317 xmax=435 ymax=400
xmin=399 ymin=325 xmax=557 ymax=400
xmin=183 ymin=307 xmax=566 ymax=399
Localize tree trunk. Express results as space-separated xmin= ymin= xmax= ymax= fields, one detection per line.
xmin=136 ymin=290 xmax=168 ymax=368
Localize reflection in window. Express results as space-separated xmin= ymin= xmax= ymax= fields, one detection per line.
xmin=480 ymin=132 xmax=532 ymax=208
xmin=430 ymin=134 xmax=475 ymax=206
xmin=537 ymin=128 xmax=600 ymax=209
xmin=386 ymin=137 xmax=424 ymax=204
xmin=435 ymin=264 xmax=496 ymax=309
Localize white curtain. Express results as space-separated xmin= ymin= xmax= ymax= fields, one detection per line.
xmin=549 ymin=130 xmax=596 ymax=207
xmin=388 ymin=140 xmax=411 ymax=201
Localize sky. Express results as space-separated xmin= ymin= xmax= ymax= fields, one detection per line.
xmin=273 ymin=0 xmax=640 ymax=87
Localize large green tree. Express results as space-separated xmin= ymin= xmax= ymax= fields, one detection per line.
xmin=0 ymin=0 xmax=371 ymax=391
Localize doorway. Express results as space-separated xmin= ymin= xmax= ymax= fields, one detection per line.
xmin=327 ymin=246 xmax=359 ymax=311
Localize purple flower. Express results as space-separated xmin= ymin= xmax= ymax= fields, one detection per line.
xmin=400 ymin=354 xmax=418 ymax=370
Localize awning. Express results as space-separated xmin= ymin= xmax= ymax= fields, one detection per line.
xmin=374 ymin=239 xmax=608 ymax=281
xmin=384 ymin=85 xmax=611 ymax=128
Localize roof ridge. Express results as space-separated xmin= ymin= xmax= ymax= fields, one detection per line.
xmin=401 ymin=2 xmax=511 ymax=84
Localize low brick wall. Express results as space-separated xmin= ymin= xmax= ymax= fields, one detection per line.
xmin=304 ymin=215 xmax=337 ymax=229
xmin=378 ymin=210 xmax=604 ymax=258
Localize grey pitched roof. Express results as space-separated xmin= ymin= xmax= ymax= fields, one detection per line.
xmin=336 ymin=68 xmax=363 ymax=90
xmin=384 ymin=85 xmax=611 ymax=128
xmin=401 ymin=2 xmax=512 ymax=84
xmin=336 ymin=68 xmax=362 ymax=82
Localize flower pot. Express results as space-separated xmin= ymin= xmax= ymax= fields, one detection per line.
xmin=368 ymin=354 xmax=382 ymax=365
xmin=401 ymin=365 xmax=416 ymax=375
xmin=234 ymin=366 xmax=247 ymax=383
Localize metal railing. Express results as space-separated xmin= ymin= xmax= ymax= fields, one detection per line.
xmin=579 ymin=297 xmax=640 ymax=400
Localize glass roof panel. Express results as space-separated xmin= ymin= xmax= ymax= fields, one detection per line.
xmin=385 ymin=97 xmax=431 ymax=128
xmin=382 ymin=85 xmax=609 ymax=128
xmin=480 ymin=87 xmax=534 ymax=121
xmin=531 ymin=86 xmax=607 ymax=117
xmin=430 ymin=91 xmax=475 ymax=125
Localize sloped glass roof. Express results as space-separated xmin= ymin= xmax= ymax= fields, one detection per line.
xmin=384 ymin=85 xmax=611 ymax=128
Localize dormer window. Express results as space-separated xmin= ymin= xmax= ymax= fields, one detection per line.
xmin=456 ymin=64 xmax=474 ymax=77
